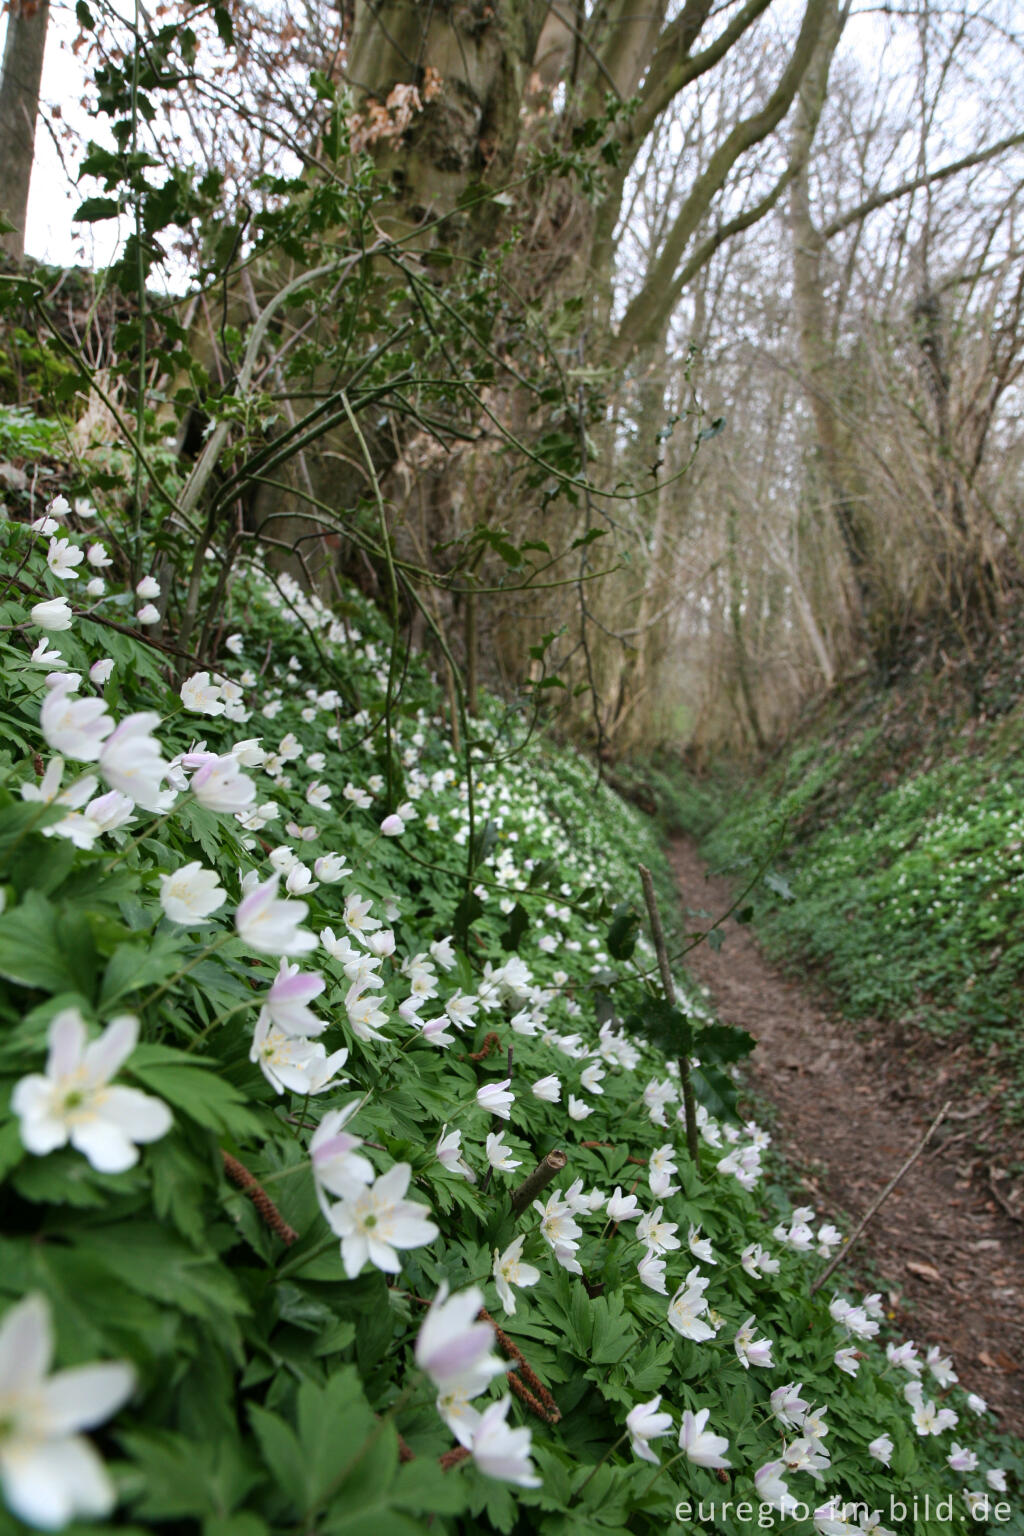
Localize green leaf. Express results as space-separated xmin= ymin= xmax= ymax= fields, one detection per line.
xmin=0 ymin=890 xmax=96 ymax=994
xmin=606 ymin=902 xmax=640 ymax=960
xmin=73 ymin=196 xmax=121 ymax=222
xmin=128 ymin=1045 xmax=263 ymax=1139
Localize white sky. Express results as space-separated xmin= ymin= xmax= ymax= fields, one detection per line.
xmin=6 ymin=1 xmax=125 ymax=267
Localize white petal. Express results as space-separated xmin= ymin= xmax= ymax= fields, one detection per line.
xmin=45 ymin=1011 xmax=86 ymax=1079
xmin=42 ymin=1362 xmax=135 ymax=1434
xmin=1 ymin=1435 xmax=114 ymax=1528
xmin=99 ymin=1087 xmax=172 ymax=1143
xmin=81 ymin=1015 xmax=138 ymax=1087
xmin=70 ymin=1119 xmax=138 ymax=1173
xmin=0 ymin=1295 xmax=53 ymax=1391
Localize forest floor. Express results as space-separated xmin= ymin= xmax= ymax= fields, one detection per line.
xmin=670 ymin=837 xmax=1024 ymax=1439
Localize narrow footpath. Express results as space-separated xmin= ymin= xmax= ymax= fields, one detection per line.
xmin=670 ymin=838 xmax=1024 ymax=1438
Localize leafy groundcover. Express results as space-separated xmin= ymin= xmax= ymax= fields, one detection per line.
xmin=0 ymin=492 xmax=1019 ymax=1536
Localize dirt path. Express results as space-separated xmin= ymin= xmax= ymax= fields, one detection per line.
xmin=669 ymin=837 xmax=1024 ymax=1438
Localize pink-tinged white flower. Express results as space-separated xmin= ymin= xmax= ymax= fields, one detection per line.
xmin=89 ymin=659 xmax=114 ymax=686
xmin=12 ymin=1010 xmax=171 ymax=1173
xmin=249 ymin=1017 xmax=347 ymax=1095
xmin=366 ymin=929 xmax=396 ymax=959
xmin=20 ymin=757 xmax=92 ymax=811
xmin=47 ymin=536 xmax=84 ymax=580
xmin=566 ymin=1094 xmax=592 ymax=1121
xmin=190 ymin=753 xmax=256 ymax=813
xmin=314 ymin=852 xmax=350 ymax=884
xmin=986 ymin=1469 xmax=1008 ymax=1493
xmin=637 ymin=1250 xmax=667 ymax=1294
xmin=417 ymin=1016 xmax=456 ymax=1048
xmin=415 ymin=1282 xmax=505 ymax=1404
xmin=180 ymin=672 xmax=225 ymax=716
xmin=637 ymin=1206 xmax=680 ymax=1257
xmin=834 ymin=1346 xmax=861 ymax=1377
xmin=436 ymin=1126 xmax=476 ymax=1182
xmin=485 ymin=1131 xmax=521 ymax=1172
xmin=135 ymin=604 xmax=160 ymax=625
xmin=326 ymin=1162 xmax=438 ymax=1278
xmin=686 ymin=1224 xmax=715 ymax=1265
xmin=343 ymin=892 xmax=381 ymax=941
xmin=30 ymin=592 xmax=74 ymax=629
xmin=812 ymin=1499 xmax=858 ymax=1535
xmin=98 ymin=712 xmax=172 ymax=812
xmin=816 ymin=1223 xmax=842 ymax=1256
xmin=926 ymin=1345 xmax=958 ymax=1388
xmin=740 ymin=1241 xmax=778 ymax=1278
xmin=666 ymin=1283 xmax=714 ymax=1341
xmin=284 ymin=864 xmax=318 ymax=896
xmin=40 ymin=678 xmax=112 ymax=761
xmin=158 ymin=862 xmax=226 ymax=925
xmin=754 ymin=1461 xmax=800 ymax=1516
xmin=492 ymin=1235 xmax=540 ymax=1316
xmin=910 ymin=1395 xmax=959 ymax=1436
xmin=263 ymin=959 xmax=325 ymax=1035
xmin=579 ymin=1061 xmax=604 ymax=1095
xmin=948 ymin=1443 xmax=978 ymax=1473
xmin=868 ymin=1432 xmax=893 ymax=1465
xmin=886 ymin=1340 xmax=921 ymax=1374
xmin=606 ymin=1186 xmax=640 ymax=1223
xmin=734 ymin=1316 xmax=774 ymax=1369
xmin=346 ymin=985 xmax=390 ymax=1043
xmin=626 ymin=1395 xmax=673 ymax=1465
xmin=534 ymin=1190 xmax=581 ymax=1255
xmin=306 ymin=781 xmax=331 ymax=810
xmin=782 ymin=1436 xmax=830 ymax=1479
xmin=83 ymin=790 xmax=134 ymax=836
xmin=135 ymin=575 xmax=160 ymax=600
xmin=235 ymin=874 xmax=316 ymax=956
xmin=30 ymin=639 xmax=66 ymax=669
xmin=770 ymin=1382 xmax=809 ymax=1428
xmin=380 ymin=813 xmax=404 ymax=836
xmin=0 ymin=1293 xmax=135 ymax=1529
xmin=531 ymin=1074 xmax=560 ymax=1103
xmin=476 ymin=1079 xmax=514 ymax=1120
xmin=309 ymin=1102 xmax=374 ymax=1212
xmin=429 ymin=935 xmax=456 ymax=971
xmin=840 ymin=1305 xmax=878 ymax=1341
xmin=470 ymin=1396 xmax=540 ymax=1487
xmin=680 ymin=1407 xmax=731 ymax=1469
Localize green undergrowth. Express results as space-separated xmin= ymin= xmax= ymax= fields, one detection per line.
xmin=644 ymin=656 xmax=1024 ymax=1118
xmin=1 ymin=411 xmax=1021 ymax=1532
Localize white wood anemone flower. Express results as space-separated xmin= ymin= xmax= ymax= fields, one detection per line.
xmin=12 ymin=1010 xmax=172 ymax=1173
xmin=0 ymin=1293 xmax=135 ymax=1529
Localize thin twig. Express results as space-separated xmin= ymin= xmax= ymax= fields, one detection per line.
xmin=809 ymin=1101 xmax=952 ymax=1295
xmin=638 ymin=863 xmax=699 ymax=1163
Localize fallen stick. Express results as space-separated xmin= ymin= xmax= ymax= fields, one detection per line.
xmin=809 ymin=1099 xmax=951 ymax=1296
xmin=510 ymin=1149 xmax=567 ymax=1216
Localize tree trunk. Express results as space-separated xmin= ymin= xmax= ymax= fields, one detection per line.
xmin=0 ymin=0 xmax=49 ymax=260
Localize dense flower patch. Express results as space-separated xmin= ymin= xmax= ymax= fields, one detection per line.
xmin=0 ymin=493 xmax=1020 ymax=1535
